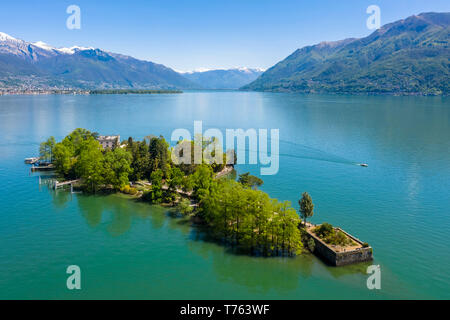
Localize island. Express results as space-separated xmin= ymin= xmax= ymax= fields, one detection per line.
xmin=32 ymin=128 xmax=372 ymax=264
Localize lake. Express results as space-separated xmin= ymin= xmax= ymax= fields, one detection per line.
xmin=0 ymin=91 xmax=449 ymax=299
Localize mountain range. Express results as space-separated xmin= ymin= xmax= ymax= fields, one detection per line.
xmin=1 ymin=12 xmax=449 ymax=94
xmin=242 ymin=12 xmax=449 ymax=95
xmin=0 ymin=32 xmax=196 ymax=90
xmin=0 ymin=32 xmax=262 ymax=91
xmin=182 ymin=68 xmax=264 ymax=89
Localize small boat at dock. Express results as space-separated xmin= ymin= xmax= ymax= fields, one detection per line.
xmin=24 ymin=157 xmax=40 ymax=164
xmin=31 ymin=164 xmax=55 ymax=172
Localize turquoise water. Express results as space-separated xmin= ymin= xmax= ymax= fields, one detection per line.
xmin=0 ymin=92 xmax=449 ymax=299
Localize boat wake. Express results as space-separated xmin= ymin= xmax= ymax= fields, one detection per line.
xmin=231 ymin=139 xmax=361 ymax=167
xmin=278 ymin=139 xmax=358 ymax=166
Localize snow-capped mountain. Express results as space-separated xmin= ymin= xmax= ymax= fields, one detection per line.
xmin=0 ymin=32 xmax=61 ymax=60
xmin=0 ymin=32 xmax=196 ymax=90
xmin=32 ymin=41 xmax=95 ymax=55
xmin=0 ymin=32 xmax=17 ymax=42
xmin=181 ymin=67 xmax=265 ymax=89
xmin=0 ymin=32 xmax=265 ymax=90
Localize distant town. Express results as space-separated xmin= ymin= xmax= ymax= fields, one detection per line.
xmin=0 ymin=89 xmax=183 ymax=95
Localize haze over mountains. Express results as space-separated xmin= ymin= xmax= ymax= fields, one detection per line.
xmin=182 ymin=68 xmax=264 ymax=89
xmin=243 ymin=12 xmax=449 ymax=95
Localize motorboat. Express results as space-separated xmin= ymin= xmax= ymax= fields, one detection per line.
xmin=359 ymin=163 xmax=368 ymax=167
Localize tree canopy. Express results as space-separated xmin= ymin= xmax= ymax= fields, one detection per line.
xmin=41 ymin=128 xmax=309 ymax=257
xmin=299 ymin=192 xmax=314 ymax=225
xmin=200 ymin=178 xmax=303 ymax=256
xmin=49 ymin=129 xmax=133 ymax=192
xmin=39 ymin=136 xmax=56 ymax=162
xmin=148 ymin=136 xmax=170 ymax=177
xmin=238 ymin=172 xmax=264 ymax=189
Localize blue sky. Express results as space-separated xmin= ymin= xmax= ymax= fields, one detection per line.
xmin=1 ymin=0 xmax=449 ymax=71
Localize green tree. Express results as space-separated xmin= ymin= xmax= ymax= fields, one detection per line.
xmin=168 ymin=167 xmax=184 ymax=192
xmin=177 ymin=198 xmax=193 ymax=215
xmin=199 ymin=179 xmax=303 ymax=256
xmin=129 ymin=140 xmax=150 ymax=181
xmin=181 ymin=175 xmax=194 ymax=193
xmin=148 ymin=169 xmax=164 ymax=203
xmin=103 ymin=148 xmax=133 ymax=189
xmin=127 ymin=137 xmax=134 ymax=148
xmin=39 ymin=136 xmax=56 ymax=162
xmin=175 ymin=140 xmax=197 ymax=175
xmin=53 ymin=142 xmax=76 ymax=178
xmin=192 ymin=165 xmax=214 ymax=201
xmin=64 ymin=128 xmax=97 ymax=155
xmin=299 ymin=192 xmax=314 ymax=226
xmin=148 ymin=136 xmax=170 ymax=176
xmin=74 ymin=138 xmax=105 ymax=193
xmin=238 ymin=172 xmax=264 ymax=189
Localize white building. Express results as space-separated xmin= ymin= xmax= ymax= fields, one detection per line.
xmin=97 ymin=135 xmax=120 ymax=149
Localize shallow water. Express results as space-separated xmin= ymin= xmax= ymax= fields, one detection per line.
xmin=0 ymin=92 xmax=449 ymax=299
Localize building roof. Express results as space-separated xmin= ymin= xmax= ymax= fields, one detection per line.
xmin=97 ymin=135 xmax=120 ymax=141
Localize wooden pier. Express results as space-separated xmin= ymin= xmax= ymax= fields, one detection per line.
xmin=31 ymin=164 xmax=55 ymax=172
xmin=54 ymin=179 xmax=81 ymax=190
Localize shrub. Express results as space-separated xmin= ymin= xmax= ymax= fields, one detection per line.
xmin=121 ymin=185 xmax=138 ymax=195
xmin=141 ymin=189 xmax=162 ymax=204
xmin=121 ymin=185 xmax=131 ymax=194
xmin=314 ymin=223 xmax=352 ymax=246
xmin=313 ymin=223 xmax=334 ymax=238
xmin=333 ymin=231 xmax=350 ymax=246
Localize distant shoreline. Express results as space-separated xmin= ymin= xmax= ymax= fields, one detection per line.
xmin=238 ymin=88 xmax=448 ymax=97
xmin=2 ymin=89 xmax=447 ymax=97
xmin=89 ymin=89 xmax=183 ymax=95
xmin=0 ymin=89 xmax=183 ymax=96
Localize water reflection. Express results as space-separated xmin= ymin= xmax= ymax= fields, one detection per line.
xmin=78 ymin=195 xmax=104 ymax=227
xmin=75 ymin=194 xmax=167 ymax=236
xmin=46 ymin=184 xmax=371 ymax=293
xmin=38 ymin=174 xmax=73 ymax=210
xmin=187 ymin=232 xmax=370 ymax=294
xmin=187 ymin=239 xmax=315 ymax=294
xmin=52 ymin=190 xmax=72 ymax=209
